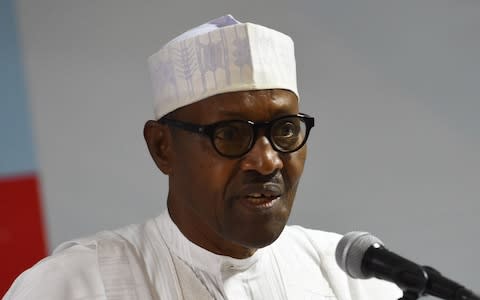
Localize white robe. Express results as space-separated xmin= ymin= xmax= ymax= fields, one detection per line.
xmin=4 ymin=210 xmax=402 ymax=300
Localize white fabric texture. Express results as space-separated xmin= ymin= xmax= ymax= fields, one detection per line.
xmin=4 ymin=210 xmax=402 ymax=300
xmin=148 ymin=15 xmax=298 ymax=119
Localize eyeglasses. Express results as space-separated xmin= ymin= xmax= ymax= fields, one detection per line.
xmin=158 ymin=113 xmax=314 ymax=158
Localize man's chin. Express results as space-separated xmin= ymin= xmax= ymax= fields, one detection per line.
xmin=232 ymin=224 xmax=288 ymax=250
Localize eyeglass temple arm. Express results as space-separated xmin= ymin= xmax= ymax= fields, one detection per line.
xmin=158 ymin=118 xmax=206 ymax=134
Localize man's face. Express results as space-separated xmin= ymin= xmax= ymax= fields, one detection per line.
xmin=155 ymin=89 xmax=307 ymax=258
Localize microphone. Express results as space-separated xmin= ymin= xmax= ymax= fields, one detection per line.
xmin=335 ymin=231 xmax=480 ymax=300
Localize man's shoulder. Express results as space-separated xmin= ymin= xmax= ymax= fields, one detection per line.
xmin=277 ymin=225 xmax=341 ymax=256
xmin=272 ymin=225 xmax=344 ymax=282
xmin=4 ymin=243 xmax=104 ymax=299
xmin=4 ymin=221 xmax=153 ymax=300
xmin=281 ymin=225 xmax=342 ymax=242
xmin=275 ymin=226 xmax=403 ymax=300
xmin=52 ymin=220 xmax=147 ymax=252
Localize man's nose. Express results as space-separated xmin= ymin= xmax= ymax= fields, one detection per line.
xmin=240 ymin=136 xmax=284 ymax=175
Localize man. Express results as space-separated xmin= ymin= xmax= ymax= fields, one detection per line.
xmin=5 ymin=15 xmax=401 ymax=299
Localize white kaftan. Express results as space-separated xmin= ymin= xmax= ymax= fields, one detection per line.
xmin=4 ymin=210 xmax=402 ymax=300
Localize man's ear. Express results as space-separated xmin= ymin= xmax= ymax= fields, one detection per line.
xmin=144 ymin=120 xmax=174 ymax=175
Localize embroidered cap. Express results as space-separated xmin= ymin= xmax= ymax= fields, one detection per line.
xmin=148 ymin=15 xmax=298 ymax=119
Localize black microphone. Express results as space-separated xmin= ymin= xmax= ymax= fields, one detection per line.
xmin=335 ymin=231 xmax=479 ymax=300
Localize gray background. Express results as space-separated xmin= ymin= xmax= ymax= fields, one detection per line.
xmin=15 ymin=0 xmax=479 ymax=296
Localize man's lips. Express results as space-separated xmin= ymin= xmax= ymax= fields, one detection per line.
xmin=241 ymin=182 xmax=284 ymax=197
xmin=238 ymin=183 xmax=284 ymax=209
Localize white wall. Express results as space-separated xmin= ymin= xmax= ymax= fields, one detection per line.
xmin=16 ymin=0 xmax=479 ymax=294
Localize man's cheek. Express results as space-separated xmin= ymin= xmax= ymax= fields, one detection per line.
xmin=292 ymin=152 xmax=307 ymax=177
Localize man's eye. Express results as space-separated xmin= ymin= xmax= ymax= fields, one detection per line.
xmin=215 ymin=126 xmax=240 ymax=141
xmin=275 ymin=122 xmax=299 ymax=138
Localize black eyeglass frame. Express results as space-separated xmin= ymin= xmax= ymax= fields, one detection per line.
xmin=158 ymin=113 xmax=315 ymax=158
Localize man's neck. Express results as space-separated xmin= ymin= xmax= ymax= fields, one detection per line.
xmin=167 ymin=201 xmax=257 ymax=259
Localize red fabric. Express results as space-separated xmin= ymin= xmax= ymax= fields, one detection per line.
xmin=0 ymin=174 xmax=47 ymax=297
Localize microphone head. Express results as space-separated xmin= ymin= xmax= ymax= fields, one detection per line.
xmin=335 ymin=231 xmax=384 ymax=279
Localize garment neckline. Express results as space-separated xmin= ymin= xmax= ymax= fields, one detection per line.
xmin=154 ymin=209 xmax=263 ymax=275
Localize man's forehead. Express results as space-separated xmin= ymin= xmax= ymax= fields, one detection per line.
xmin=174 ymin=89 xmax=298 ymax=122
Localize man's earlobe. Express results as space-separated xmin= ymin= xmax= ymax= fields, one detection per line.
xmin=143 ymin=120 xmax=173 ymax=175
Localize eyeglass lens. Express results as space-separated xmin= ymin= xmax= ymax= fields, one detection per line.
xmin=212 ymin=116 xmax=307 ymax=157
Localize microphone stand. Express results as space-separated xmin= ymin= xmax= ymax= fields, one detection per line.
xmin=395 ymin=265 xmax=480 ymax=300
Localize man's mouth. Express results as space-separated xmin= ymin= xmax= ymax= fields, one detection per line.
xmin=231 ymin=172 xmax=286 ymax=210
xmin=244 ymin=194 xmax=280 ymax=208
xmin=246 ymin=192 xmax=280 ymax=199
xmin=241 ymin=185 xmax=283 ymax=209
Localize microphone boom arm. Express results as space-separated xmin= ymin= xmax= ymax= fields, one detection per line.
xmin=362 ymin=244 xmax=480 ymax=300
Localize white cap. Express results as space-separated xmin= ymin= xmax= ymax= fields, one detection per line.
xmin=148 ymin=15 xmax=298 ymax=119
